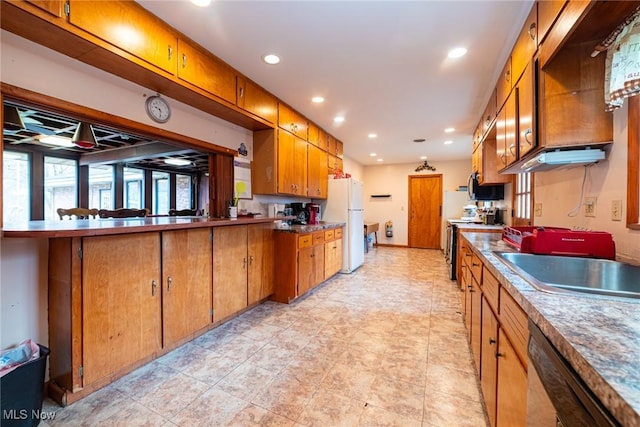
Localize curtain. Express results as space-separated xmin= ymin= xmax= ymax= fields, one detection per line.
xmin=592 ymin=6 xmax=640 ymax=111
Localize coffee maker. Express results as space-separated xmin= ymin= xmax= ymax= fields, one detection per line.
xmin=306 ymin=203 xmax=320 ymax=225
xmin=290 ymin=202 xmax=308 ymax=224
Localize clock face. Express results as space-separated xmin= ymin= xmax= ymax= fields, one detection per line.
xmin=145 ymin=95 xmax=171 ymax=123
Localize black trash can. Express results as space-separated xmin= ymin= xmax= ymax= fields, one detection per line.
xmin=1 ymin=344 xmax=50 ymax=427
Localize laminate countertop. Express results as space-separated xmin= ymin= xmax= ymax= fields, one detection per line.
xmin=2 ymin=216 xmax=281 ymax=238
xmin=273 ymin=222 xmax=345 ymax=234
xmin=462 ymin=232 xmax=639 ymax=426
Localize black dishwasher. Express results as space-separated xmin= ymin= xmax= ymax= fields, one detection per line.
xmin=528 ymin=321 xmax=620 ymax=427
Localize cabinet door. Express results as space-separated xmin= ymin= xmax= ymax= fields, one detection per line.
xmin=277 ymin=129 xmax=307 ymax=195
xmin=213 ymin=225 xmax=248 ymax=321
xmin=26 ymin=0 xmax=63 ymax=17
xmin=298 ymin=245 xmax=315 ymax=296
xmin=481 ymin=298 xmax=499 ymax=427
xmin=496 ymin=329 xmax=528 ymax=427
xmin=495 ymin=106 xmax=507 ymax=171
xmin=162 ymin=228 xmax=212 ymax=348
xmin=471 ymin=277 xmax=482 ymax=370
xmin=324 ymin=239 xmax=341 ymax=278
xmin=307 ymin=143 xmax=328 ymax=199
xmin=247 ymin=223 xmax=274 ymax=305
xmin=496 ymin=58 xmax=512 ymax=110
xmin=517 ymin=63 xmax=536 ymax=159
xmin=237 ymin=76 xmax=277 ymax=123
xmin=177 ymin=39 xmax=237 ymax=104
xmin=68 ymin=0 xmax=177 ymax=74
xmin=278 ymin=103 xmax=308 ymax=138
xmin=82 ymin=233 xmax=161 ymax=386
xmin=505 ymin=91 xmax=517 ymax=167
xmin=537 ymin=0 xmax=566 ymax=44
xmin=511 ymin=4 xmax=538 ymax=83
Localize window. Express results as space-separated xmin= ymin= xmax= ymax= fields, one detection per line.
xmin=176 ymin=174 xmax=192 ymax=210
xmin=44 ymin=156 xmax=77 ymax=221
xmin=152 ymin=171 xmax=169 ymax=214
xmin=89 ymin=164 xmax=114 ymax=209
xmin=3 ymin=151 xmax=30 ymax=223
xmin=124 ymin=167 xmax=143 ymax=209
xmin=514 ymin=172 xmax=533 ymax=226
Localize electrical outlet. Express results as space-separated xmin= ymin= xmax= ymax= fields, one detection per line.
xmin=612 ymin=200 xmax=623 ymax=221
xmin=584 ymin=197 xmax=596 ymax=217
xmin=534 ymin=203 xmax=542 ymax=217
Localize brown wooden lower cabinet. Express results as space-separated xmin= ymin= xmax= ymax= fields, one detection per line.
xmin=272 ymin=226 xmax=343 ymax=303
xmin=47 ymin=222 xmax=273 ymax=406
xmin=460 ymin=237 xmax=529 ymax=427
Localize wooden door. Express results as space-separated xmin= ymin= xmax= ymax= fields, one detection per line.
xmin=408 ymin=174 xmax=442 ymax=249
xmin=505 ymin=91 xmax=517 ymax=167
xmin=213 ymin=225 xmax=248 ymax=321
xmin=312 ymin=245 xmax=325 ymax=287
xmin=247 ymin=223 xmax=274 ymax=305
xmin=471 ymin=277 xmax=482 ymax=370
xmin=236 ymin=76 xmax=277 ymax=123
xmin=307 ymin=144 xmax=328 ymax=198
xmin=277 ymin=129 xmax=297 ymax=195
xmin=481 ymin=299 xmax=499 ymax=427
xmin=162 ymin=228 xmax=212 ymax=348
xmin=26 ymin=0 xmax=64 ymax=17
xmin=496 ymin=329 xmax=528 ymax=427
xmin=82 ymin=233 xmax=161 ymax=386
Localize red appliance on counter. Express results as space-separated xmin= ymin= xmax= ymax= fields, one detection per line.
xmin=502 ymin=226 xmax=616 ymax=260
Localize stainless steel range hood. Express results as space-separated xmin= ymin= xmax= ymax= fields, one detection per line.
xmin=520 ymin=148 xmax=606 ymax=172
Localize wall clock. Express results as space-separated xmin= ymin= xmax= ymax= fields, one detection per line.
xmin=145 ymin=95 xmax=171 ymax=123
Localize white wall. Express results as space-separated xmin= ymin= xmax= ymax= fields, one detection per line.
xmin=534 ymin=102 xmax=640 ymax=264
xmin=362 ymin=159 xmax=476 ymax=246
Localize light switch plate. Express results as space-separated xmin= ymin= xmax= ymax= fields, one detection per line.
xmin=584 ymin=197 xmax=596 ymax=217
xmin=612 ymin=200 xmax=623 ymax=221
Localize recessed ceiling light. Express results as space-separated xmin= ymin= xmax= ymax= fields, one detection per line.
xmin=164 ymin=158 xmax=191 ymax=166
xmin=420 ymin=156 xmax=427 ymax=160
xmin=413 ymin=138 xmax=426 ymax=143
xmin=377 ymin=158 xmax=384 ymax=162
xmin=312 ymin=96 xmax=325 ymax=103
xmin=444 ymin=127 xmax=455 ymax=133
xmin=368 ymin=133 xmax=377 ymax=139
xmin=444 ymin=140 xmax=453 ymax=145
xmin=39 ymin=135 xmax=74 ymax=147
xmin=190 ymin=0 xmax=211 ymax=6
xmin=334 ymin=116 xmax=345 ymax=123
xmin=370 ymin=153 xmax=377 ymax=157
xmin=262 ymin=54 xmax=280 ymax=65
xmin=448 ymin=47 xmax=467 ymax=59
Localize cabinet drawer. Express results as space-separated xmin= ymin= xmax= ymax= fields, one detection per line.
xmin=470 ymin=253 xmax=483 ymax=282
xmin=499 ymin=288 xmax=528 ymax=367
xmin=482 ymin=267 xmax=500 ymax=312
xmin=312 ymin=232 xmax=325 ymax=245
xmin=298 ymin=234 xmax=312 ymax=248
xmin=324 ymin=229 xmax=335 ymax=240
xmin=335 ymin=228 xmax=343 ymax=239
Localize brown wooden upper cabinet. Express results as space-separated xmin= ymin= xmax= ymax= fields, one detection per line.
xmin=308 ymin=122 xmax=320 ymax=147
xmin=278 ymin=103 xmax=308 ymax=139
xmin=67 ymin=0 xmax=178 ymax=75
xmin=536 ymin=0 xmax=567 ymax=45
xmin=277 ymin=129 xmax=308 ymax=196
xmin=516 ymin=62 xmax=536 ymax=160
xmin=307 ymin=143 xmax=328 ymax=199
xmin=236 ymin=76 xmax=277 ymax=124
xmin=26 ymin=0 xmax=63 ymax=17
xmin=482 ymin=89 xmax=498 ymax=137
xmin=177 ymin=38 xmax=237 ymax=104
xmin=496 ymin=58 xmax=512 ymax=111
xmin=511 ymin=4 xmax=538 ymax=85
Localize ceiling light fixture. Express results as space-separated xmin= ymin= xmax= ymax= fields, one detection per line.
xmin=444 ymin=140 xmax=453 ymax=145
xmin=334 ymin=116 xmax=345 ymax=123
xmin=370 ymin=153 xmax=377 ymax=157
xmin=72 ymin=122 xmax=98 ymax=149
xmin=262 ymin=54 xmax=280 ymax=65
xmin=376 ymin=158 xmax=383 ymax=162
xmin=368 ymin=133 xmax=377 ymax=139
xmin=3 ymin=105 xmax=25 ymax=130
xmin=420 ymin=156 xmax=427 ymax=160
xmin=448 ymin=47 xmax=467 ymax=59
xmin=164 ymin=158 xmax=191 ymax=166
xmin=311 ymin=96 xmax=325 ymax=103
xmin=444 ymin=127 xmax=455 ymax=133
xmin=190 ymin=0 xmax=211 ymax=6
xmin=39 ymin=135 xmax=75 ymax=148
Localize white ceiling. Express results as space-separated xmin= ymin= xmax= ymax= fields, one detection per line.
xmin=137 ymin=0 xmax=533 ymax=166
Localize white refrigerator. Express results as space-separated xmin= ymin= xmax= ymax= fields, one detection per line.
xmin=323 ymin=178 xmax=365 ymax=273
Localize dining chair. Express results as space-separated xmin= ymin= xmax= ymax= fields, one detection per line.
xmin=97 ymin=208 xmax=148 ymax=219
xmin=168 ymin=208 xmax=198 ymax=216
xmin=57 ymin=208 xmax=99 ymax=220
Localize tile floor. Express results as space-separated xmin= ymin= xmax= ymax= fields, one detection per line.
xmin=41 ymin=247 xmax=489 ymax=426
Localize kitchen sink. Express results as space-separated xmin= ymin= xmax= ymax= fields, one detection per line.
xmin=493 ymin=252 xmax=640 ymax=300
